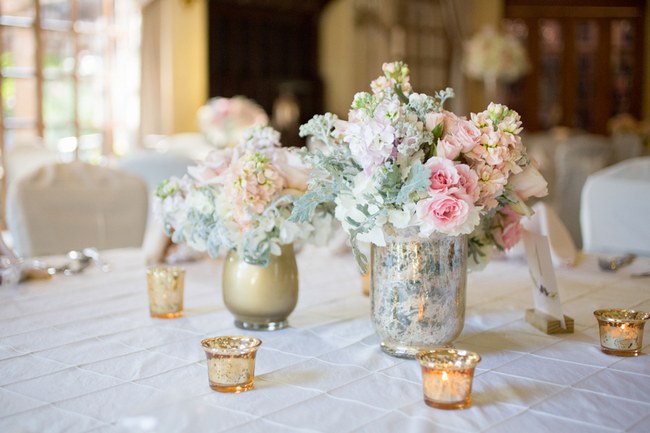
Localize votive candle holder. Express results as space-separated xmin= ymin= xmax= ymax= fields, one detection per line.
xmin=594 ymin=309 xmax=650 ymax=356
xmin=201 ymin=336 xmax=262 ymax=393
xmin=146 ymin=266 xmax=185 ymax=319
xmin=416 ymin=348 xmax=481 ymax=410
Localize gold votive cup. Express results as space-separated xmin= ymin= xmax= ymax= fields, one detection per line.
xmin=146 ymin=266 xmax=185 ymax=319
xmin=416 ymin=348 xmax=481 ymax=410
xmin=201 ymin=336 xmax=262 ymax=393
xmin=593 ymin=309 xmax=650 ymax=356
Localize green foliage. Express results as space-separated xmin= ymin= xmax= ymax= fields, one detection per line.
xmin=396 ymin=162 xmax=431 ymax=205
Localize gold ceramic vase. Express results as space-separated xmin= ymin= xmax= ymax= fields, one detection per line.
xmin=222 ymin=244 xmax=298 ymax=331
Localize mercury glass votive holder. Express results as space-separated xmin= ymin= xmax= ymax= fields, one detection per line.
xmin=201 ymin=336 xmax=262 ymax=393
xmin=146 ymin=266 xmax=185 ymax=319
xmin=594 ymin=309 xmax=650 ymax=356
xmin=416 ymin=348 xmax=481 ymax=410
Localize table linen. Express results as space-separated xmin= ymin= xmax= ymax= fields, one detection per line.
xmin=1 ymin=247 xmax=649 ymax=433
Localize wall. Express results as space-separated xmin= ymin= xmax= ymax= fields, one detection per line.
xmin=318 ymin=0 xmax=358 ymax=117
xmin=168 ymin=0 xmax=208 ymax=133
xmin=318 ymin=0 xmax=503 ymax=117
xmin=318 ymin=0 xmax=650 ymax=122
xmin=172 ymin=0 xmax=648 ymax=128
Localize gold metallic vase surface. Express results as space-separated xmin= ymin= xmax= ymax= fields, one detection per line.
xmin=222 ymin=244 xmax=298 ymax=331
xmin=371 ymin=226 xmax=467 ymax=359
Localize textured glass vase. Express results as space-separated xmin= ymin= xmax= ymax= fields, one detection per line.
xmin=222 ymin=244 xmax=298 ymax=331
xmin=370 ymin=226 xmax=468 ymax=359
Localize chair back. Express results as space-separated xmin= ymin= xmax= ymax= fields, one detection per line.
xmin=611 ymin=133 xmax=643 ymax=163
xmin=6 ymin=162 xmax=148 ymax=257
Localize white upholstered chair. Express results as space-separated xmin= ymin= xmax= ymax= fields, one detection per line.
xmin=581 ymin=157 xmax=650 ymax=257
xmin=611 ymin=132 xmax=643 ymax=163
xmin=5 ymin=137 xmax=59 ymax=184
xmin=6 ymin=161 xmax=148 ymax=257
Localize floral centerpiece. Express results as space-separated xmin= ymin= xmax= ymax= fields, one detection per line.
xmin=463 ymin=25 xmax=530 ymax=84
xmin=291 ymin=61 xmax=547 ymax=357
xmin=293 ymin=61 xmax=547 ymax=271
xmin=197 ymin=96 xmax=269 ymax=148
xmin=154 ymin=125 xmax=335 ymax=267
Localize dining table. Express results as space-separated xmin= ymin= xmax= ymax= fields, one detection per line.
xmin=1 ymin=244 xmax=649 ymax=433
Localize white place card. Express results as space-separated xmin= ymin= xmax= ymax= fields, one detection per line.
xmin=522 ymin=229 xmax=567 ymax=329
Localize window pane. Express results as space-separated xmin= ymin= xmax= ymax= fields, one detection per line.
xmin=3 ymin=128 xmax=39 ymax=150
xmin=43 ymin=79 xmax=74 ymax=126
xmin=77 ymin=0 xmax=106 ymax=29
xmin=611 ymin=20 xmax=635 ymax=115
xmin=2 ymin=25 xmax=36 ymax=72
xmin=2 ymin=76 xmax=37 ymax=119
xmin=78 ymin=34 xmax=104 ymax=77
xmin=538 ymin=19 xmax=563 ymax=129
xmin=79 ymin=78 xmax=104 ymax=128
xmin=44 ymin=126 xmax=76 ymax=160
xmin=1 ymin=0 xmax=35 ymax=19
xmin=574 ymin=20 xmax=598 ymax=131
xmin=42 ymin=30 xmax=75 ymax=78
xmin=79 ymin=131 xmax=103 ymax=163
xmin=41 ymin=0 xmax=71 ymax=21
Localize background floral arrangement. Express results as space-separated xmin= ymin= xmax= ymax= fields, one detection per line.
xmin=291 ymin=61 xmax=547 ymax=270
xmin=463 ymin=25 xmax=530 ymax=83
xmin=155 ymin=125 xmax=335 ymax=266
xmin=197 ymin=96 xmax=269 ymax=148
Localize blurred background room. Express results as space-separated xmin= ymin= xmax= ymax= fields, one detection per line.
xmin=0 ymin=0 xmax=648 ymax=256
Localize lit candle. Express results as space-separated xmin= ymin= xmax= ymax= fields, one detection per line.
xmin=416 ymin=349 xmax=481 ymax=410
xmin=594 ymin=309 xmax=649 ymax=356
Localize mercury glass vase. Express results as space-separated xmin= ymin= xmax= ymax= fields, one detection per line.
xmin=370 ymin=226 xmax=468 ymax=359
xmin=222 ymin=244 xmax=298 ymax=331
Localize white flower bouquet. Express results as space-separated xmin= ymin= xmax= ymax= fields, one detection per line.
xmin=291 ymin=61 xmax=547 ymax=269
xmin=154 ymin=125 xmax=335 ymax=266
xmin=463 ymin=25 xmax=530 ymax=83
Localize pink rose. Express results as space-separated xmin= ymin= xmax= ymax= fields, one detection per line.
xmin=455 ymin=164 xmax=480 ymax=201
xmin=425 ymin=112 xmax=446 ymax=132
xmin=416 ymin=192 xmax=472 ymax=234
xmin=187 ymin=148 xmax=233 ymax=184
xmin=493 ymin=206 xmax=523 ymax=250
xmin=510 ymin=163 xmax=548 ymax=200
xmin=436 ymin=136 xmax=463 ymax=159
xmin=450 ymin=119 xmax=481 ymax=153
xmin=272 ymin=148 xmax=310 ymax=191
xmin=425 ymin=157 xmax=460 ymax=193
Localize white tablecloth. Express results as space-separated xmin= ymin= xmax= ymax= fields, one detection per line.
xmin=581 ymin=157 xmax=650 ymax=256
xmin=1 ymin=247 xmax=650 ymax=433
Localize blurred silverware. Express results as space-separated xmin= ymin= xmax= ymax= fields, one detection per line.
xmin=45 ymin=247 xmax=110 ymax=276
xmin=598 ymin=253 xmax=636 ymax=272
xmin=631 ymin=271 xmax=650 ymax=278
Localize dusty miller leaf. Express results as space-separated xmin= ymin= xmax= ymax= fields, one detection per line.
xmin=396 ymin=162 xmax=431 ymax=204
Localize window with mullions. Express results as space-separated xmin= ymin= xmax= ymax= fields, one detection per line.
xmin=0 ymin=0 xmax=140 ymax=163
xmin=503 ymin=0 xmax=645 ymax=134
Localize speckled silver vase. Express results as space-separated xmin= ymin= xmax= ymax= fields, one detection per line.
xmin=370 ymin=226 xmax=467 ymax=359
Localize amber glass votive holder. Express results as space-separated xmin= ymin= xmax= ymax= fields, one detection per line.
xmin=146 ymin=266 xmax=185 ymax=318
xmin=416 ymin=348 xmax=481 ymax=410
xmin=594 ymin=309 xmax=650 ymax=356
xmin=201 ymin=336 xmax=262 ymax=393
